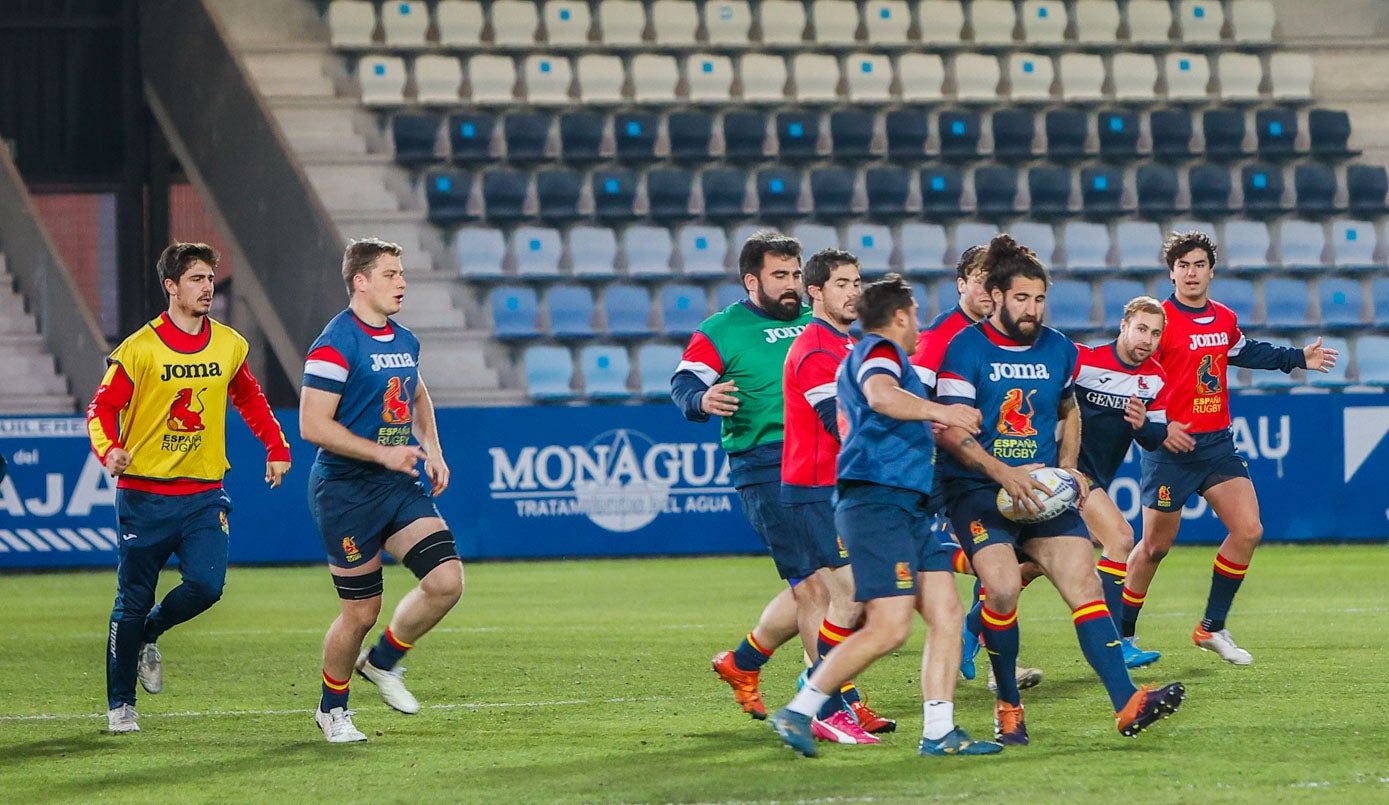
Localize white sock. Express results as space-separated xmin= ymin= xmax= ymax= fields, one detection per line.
xmin=922 ymin=700 xmax=954 ymax=740
xmin=788 ymin=683 xmax=832 ymax=718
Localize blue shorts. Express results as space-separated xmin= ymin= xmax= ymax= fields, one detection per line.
xmin=309 ymin=465 xmax=442 ymax=568
xmin=788 ymin=499 xmax=850 ymax=571
xmin=836 ymin=483 xmax=951 ymax=602
xmin=1140 ymin=432 xmax=1251 ymax=512
xmin=946 ymin=486 xmax=1089 ymax=559
xmin=738 ymin=481 xmax=813 ymax=579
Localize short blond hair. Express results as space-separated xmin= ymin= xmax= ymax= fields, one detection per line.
xmin=1122 ymin=295 xmax=1166 ymax=323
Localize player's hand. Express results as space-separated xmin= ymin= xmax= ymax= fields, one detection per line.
xmin=104 ymin=447 xmax=131 ymax=477
xmin=700 ymin=381 xmax=740 ymax=417
xmin=997 ymin=462 xmax=1050 ymax=516
xmin=1061 ymin=467 xmax=1091 ymax=511
xmin=1123 ymin=395 xmax=1148 ymax=430
xmin=379 ymin=445 xmax=428 ymax=477
xmin=1303 ymin=336 xmax=1340 ymax=373
xmin=424 ymin=453 xmax=450 ymax=496
xmin=264 ymin=461 xmax=291 ymax=489
xmin=930 ymin=403 xmax=982 ymax=434
xmin=1164 ymin=420 xmax=1196 ymax=453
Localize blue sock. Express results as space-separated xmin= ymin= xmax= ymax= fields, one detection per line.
xmin=1202 ymin=552 xmax=1249 ymax=633
xmin=1097 ymin=557 xmax=1127 ymax=632
xmin=1073 ymin=601 xmax=1137 ymax=711
xmin=731 ymin=633 xmax=773 ymax=672
xmin=981 ymin=606 xmax=1021 ymax=705
xmin=367 ymin=626 xmax=411 ymax=671
xmin=320 ymin=670 xmax=349 ymax=712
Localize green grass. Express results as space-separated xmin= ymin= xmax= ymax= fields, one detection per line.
xmin=0 ymin=545 xmax=1386 ymax=804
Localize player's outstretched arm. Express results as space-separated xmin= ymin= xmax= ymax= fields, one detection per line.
xmin=412 ymin=376 xmax=449 ymax=495
xmin=300 ymin=386 xmax=425 ymax=477
xmin=862 ymin=373 xmax=982 ymax=431
xmin=1303 ymin=336 xmax=1340 ymax=373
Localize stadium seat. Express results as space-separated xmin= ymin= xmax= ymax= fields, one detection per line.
xmin=900 ymin=223 xmax=950 ymax=275
xmin=492 ymin=0 xmax=540 ymax=45
xmin=886 ymin=109 xmax=929 ymax=160
xmin=971 ymin=0 xmax=1018 ymax=45
xmin=717 ymin=282 xmax=747 ymax=311
xmin=358 ymin=55 xmax=407 ymax=106
xmin=704 ymin=0 xmax=752 ymax=46
xmin=864 ymin=0 xmax=911 ymax=46
xmin=603 ymin=284 xmax=654 ymax=337
xmin=1230 ymin=0 xmax=1276 ymax=42
xmin=677 ymin=225 xmax=729 ymax=276
xmin=867 ymin=167 xmax=912 ymax=217
xmin=568 ymin=226 xmax=618 ymax=277
xmin=1216 ymin=53 xmax=1263 ymax=103
xmin=919 ymin=166 xmax=966 ymax=218
xmin=740 ymin=54 xmax=789 ymax=103
xmin=846 ymin=53 xmax=893 ymax=103
xmin=756 ymin=168 xmax=802 ymax=218
xmin=1074 ymin=0 xmax=1120 ymax=44
xmin=1264 ymin=278 xmax=1310 ymax=328
xmin=1028 ymin=166 xmax=1073 ymax=217
xmin=1202 ymin=108 xmax=1248 ymax=161
xmin=597 ymin=0 xmax=646 ymax=47
xmin=504 ymin=113 xmax=552 ymax=163
xmin=512 ymin=227 xmax=563 ymax=277
xmin=793 ymin=53 xmax=842 ymax=104
xmin=1045 ymin=108 xmax=1089 ymax=161
xmin=814 ymin=1 xmax=863 ymax=46
xmin=1177 ymin=0 xmax=1224 ymax=42
xmin=638 ymin=343 xmax=684 ymax=398
xmin=1102 ymin=279 xmax=1148 ymax=329
xmin=591 ymin=169 xmax=638 ymax=220
xmin=1011 ymin=222 xmax=1056 ymax=266
xmin=686 ymin=54 xmax=736 ymax=104
xmin=393 ymin=114 xmax=439 ymax=166
xmin=1048 ymin=280 xmax=1096 ymax=331
xmin=448 ymin=113 xmax=495 ymax=165
xmin=576 ymin=53 xmax=625 ymax=104
xmin=1098 ymin=110 xmax=1141 ymax=160
xmin=646 ymin=168 xmax=695 ymax=221
xmin=1081 ymin=165 xmax=1127 ymax=217
xmin=920 ymin=0 xmax=966 ymax=45
xmin=776 ymin=112 xmax=821 ymax=162
xmin=456 ymin=226 xmax=508 ymax=280
xmin=792 ymin=222 xmax=838 ymax=257
xmin=1020 ymin=1 xmax=1067 ymax=44
xmin=328 ymin=0 xmax=376 ymax=47
xmin=954 ymin=223 xmax=997 ymax=259
xmin=1108 ymin=54 xmax=1157 ymax=103
xmin=991 ymin=109 xmax=1037 ymax=162
xmin=722 ymin=111 xmax=769 ymax=162
xmin=547 ymin=285 xmax=596 ymax=338
xmin=613 ymin=112 xmax=658 ymax=162
xmin=1358 ymin=335 xmax=1389 ymax=385
xmin=535 ymin=169 xmax=583 ymax=223
xmin=622 ymin=225 xmax=674 ymax=278
xmin=1136 ymin=165 xmax=1181 ymax=218
xmin=1242 ymin=163 xmax=1286 ymax=216
xmin=1319 ymin=278 xmax=1364 ymax=328
xmin=661 ymin=284 xmax=708 ymax=337
xmin=1127 ymin=0 xmax=1173 ymax=43
xmin=954 ymin=53 xmax=1002 ymax=103
xmin=810 ymin=168 xmax=856 ymax=218
xmin=558 ymin=111 xmax=605 ymax=164
xmin=1150 ymin=109 xmax=1195 ymax=161
xmin=1278 ymin=220 xmax=1326 ymax=269
xmin=580 ymin=346 xmax=631 ymax=399
xmin=1223 ymin=221 xmax=1273 ymax=271
xmin=702 ymin=169 xmax=748 ymax=220
xmin=830 ymin=109 xmax=877 ymax=161
xmin=1116 ymin=221 xmax=1164 ymax=271
xmin=651 ymin=0 xmax=698 ymax=46
xmin=1332 ymin=220 xmax=1382 ymax=271
xmin=1009 ymin=53 xmax=1055 ymax=103
xmin=522 ymin=55 xmax=573 ymax=105
xmin=1347 ymin=165 xmax=1389 ymax=217
xmin=975 ymin=166 xmax=1019 ymax=217
xmin=436 ymin=0 xmax=483 ymax=46
xmin=761 ymin=0 xmax=808 ymax=45
xmin=425 ymin=169 xmax=473 ymax=224
xmin=481 ymin=171 xmax=529 ymax=223
xmin=415 ymin=55 xmax=464 ymax=105
xmin=668 ymin=111 xmax=714 ymax=162
xmin=1211 ymin=278 xmax=1256 ymax=323
xmin=1269 ymin=53 xmax=1314 ymax=101
xmin=466 ymin=55 xmax=517 ymax=105
xmin=1060 ymin=221 xmax=1112 ymax=272
xmin=1294 ymin=164 xmax=1339 ymax=217
xmin=1189 ymin=165 xmax=1234 ymax=217
xmin=1309 ymin=109 xmax=1359 ymax=159
xmin=1165 ymin=53 xmax=1210 ymax=102
xmin=492 ymin=286 xmax=541 ymax=338
xmin=847 ymin=223 xmax=895 ymax=272
xmin=939 ymin=109 xmax=984 ymax=161
xmin=898 ymin=53 xmax=947 ymax=102
xmin=1256 ymin=108 xmax=1299 ymax=159
xmin=544 ymin=0 xmax=593 ymax=47
xmin=631 ymin=54 xmax=679 ymax=104
xmin=524 ymin=345 xmax=575 ymax=400
xmin=1374 ymin=278 xmax=1389 ymax=325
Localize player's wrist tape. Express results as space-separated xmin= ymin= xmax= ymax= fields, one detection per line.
xmin=403 ymin=530 xmax=460 ymax=580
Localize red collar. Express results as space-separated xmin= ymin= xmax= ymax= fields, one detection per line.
xmin=153 ymin=313 xmax=211 ymax=354
xmin=980 ymin=319 xmax=1031 ymax=348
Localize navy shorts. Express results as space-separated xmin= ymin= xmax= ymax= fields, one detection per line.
xmin=836 ymin=483 xmax=952 ymax=602
xmin=1140 ymin=436 xmax=1251 ymax=512
xmin=310 ymin=465 xmax=443 ymax=568
xmin=787 ymin=500 xmax=850 ymax=571
xmin=946 ymin=486 xmax=1089 ymax=559
xmin=738 ymin=481 xmax=813 ymax=579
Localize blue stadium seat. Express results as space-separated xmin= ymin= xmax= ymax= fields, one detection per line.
xmin=1308 ymin=108 xmax=1359 ymax=159
xmin=919 ymin=166 xmax=965 ymax=218
xmin=503 ymin=113 xmax=552 ymax=163
xmin=568 ymin=226 xmax=618 ymax=278
xmin=393 ymin=113 xmax=440 ymax=165
xmin=1098 ymin=109 xmax=1141 ymax=160
xmin=455 ymin=226 xmax=508 ymax=280
xmin=1347 ymin=165 xmax=1389 ymax=217
xmin=646 ymin=168 xmax=695 ymax=221
xmin=425 ymin=169 xmax=474 ymax=225
xmin=757 ymin=167 xmax=801 ymax=218
xmin=1242 ymin=163 xmax=1286 ymax=216
xmin=846 ymin=223 xmax=894 ymax=273
xmin=1210 ymin=278 xmax=1256 ymax=323
xmin=559 ymin=111 xmax=605 ymax=164
xmin=1332 ymin=220 xmax=1382 ymax=271
xmin=535 ymin=169 xmax=584 ymax=223
xmin=592 ymin=169 xmax=638 ymax=221
xmin=723 ymin=111 xmax=769 ymax=162
xmin=677 ymin=225 xmax=729 ymax=276
xmin=448 ymin=112 xmax=495 ymax=165
xmin=975 ymin=166 xmax=1019 ymax=218
xmin=622 ymin=225 xmax=674 ymax=278
xmin=716 ymin=282 xmax=746 ymax=310
xmin=492 ymin=285 xmax=541 ymax=338
xmin=1373 ymin=277 xmax=1389 ymax=325
xmin=524 ymin=345 xmax=575 ymax=400
xmin=1294 ymin=164 xmax=1339 ymax=216
xmin=482 ymin=171 xmax=529 ymax=223
xmin=899 ymin=223 xmax=950 ymax=275
xmin=1081 ymin=165 xmax=1126 ymax=217
xmin=1223 ymin=221 xmax=1273 ymax=271
xmin=1202 ymin=108 xmax=1247 ymax=160
xmin=1061 ymin=221 xmax=1112 ymax=273
xmin=1136 ymin=165 xmax=1181 ymax=218
xmin=830 ymin=109 xmax=877 ymax=161
xmin=867 ymin=167 xmax=911 ymax=218
xmin=1100 ymin=279 xmax=1148 ymax=329
xmin=1319 ymin=278 xmax=1364 ymax=328
xmin=1264 ymin=278 xmax=1310 ymax=328
xmin=886 ymin=109 xmax=929 ymax=160
xmin=1047 ymin=279 xmax=1096 ymax=332
xmin=1189 ymin=165 xmax=1234 ymax=217
xmin=614 ymin=112 xmax=659 ymax=162
xmin=581 ymin=345 xmax=632 ymax=399
xmin=702 ymin=169 xmax=747 ymax=220
xmin=1010 ymin=222 xmax=1056 ymax=266
xmin=638 ymin=343 xmax=684 ymax=399
xmin=1307 ymin=336 xmax=1350 ymax=388
xmin=934 ymin=280 xmax=959 ymax=320
xmin=1357 ymin=335 xmax=1389 ymax=385
xmin=1027 ymin=166 xmax=1071 ymax=217
xmin=1278 ymin=220 xmax=1327 ymax=270
xmin=953 ymin=223 xmax=997 ymax=262
xmin=939 ymin=109 xmax=983 ymax=161
xmin=1045 ymin=108 xmax=1089 ymax=162
xmin=512 ymin=226 xmax=563 ymax=277
xmin=1256 ymin=108 xmax=1300 ymax=160
xmin=793 ymin=223 xmax=838 ymax=257
xmin=603 ymin=284 xmax=654 ymax=337
xmin=668 ymin=111 xmax=715 ymax=162
xmin=776 ymin=112 xmax=821 ymax=162
xmin=547 ymin=284 xmax=596 ymax=338
xmin=661 ymin=284 xmax=708 ymax=337
xmin=991 ymin=109 xmax=1037 ymax=162
xmin=810 ymin=167 xmax=855 ymax=218
xmin=1149 ymin=108 xmax=1195 ymax=161
xmin=1116 ymin=221 xmax=1163 ymax=271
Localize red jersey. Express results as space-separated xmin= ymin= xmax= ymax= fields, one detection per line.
xmin=781 ymin=318 xmax=854 ymax=501
xmin=1154 ymin=297 xmax=1244 ymax=434
xmin=910 ymin=305 xmax=976 ymax=390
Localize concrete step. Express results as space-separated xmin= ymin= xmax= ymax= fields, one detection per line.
xmin=243 ymin=53 xmax=335 ymax=96
xmin=429 ymin=387 xmax=528 ymax=408
xmin=0 ymin=395 xmax=76 ymax=415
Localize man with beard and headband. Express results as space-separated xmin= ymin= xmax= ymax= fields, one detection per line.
xmin=87 ymin=242 xmax=292 ymax=734
xmin=934 ymin=234 xmax=1186 ymax=746
xmin=671 ymin=231 xmax=823 ymax=722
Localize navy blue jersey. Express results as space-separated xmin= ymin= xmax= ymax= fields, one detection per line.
xmin=1075 ymin=342 xmax=1170 ymax=487
xmin=303 ymin=310 xmax=422 ymax=479
xmin=936 ymin=321 xmax=1078 ymax=497
xmin=836 ymin=334 xmax=937 ymax=496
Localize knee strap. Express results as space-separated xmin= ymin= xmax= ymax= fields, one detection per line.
xmin=402 ymin=530 xmax=459 ymax=580
xmin=332 ymin=568 xmax=383 ymax=600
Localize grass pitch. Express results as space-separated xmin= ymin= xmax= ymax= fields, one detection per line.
xmin=0 ymin=544 xmax=1385 ymax=804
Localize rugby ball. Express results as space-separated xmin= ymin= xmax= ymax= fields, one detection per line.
xmin=995 ymin=467 xmax=1080 ymax=524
